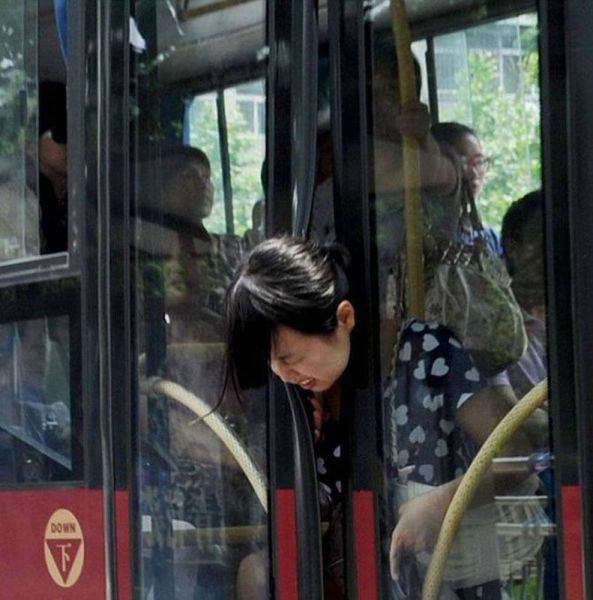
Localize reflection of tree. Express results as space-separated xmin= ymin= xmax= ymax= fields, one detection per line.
xmin=442 ymin=43 xmax=541 ymax=230
xmin=190 ymin=100 xmax=263 ymax=236
xmin=0 ymin=5 xmax=26 ymax=159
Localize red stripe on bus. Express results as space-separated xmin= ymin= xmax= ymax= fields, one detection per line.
xmin=115 ymin=491 xmax=132 ymax=600
xmin=353 ymin=490 xmax=378 ymax=600
xmin=276 ymin=489 xmax=298 ymax=600
xmin=561 ymin=485 xmax=583 ymax=600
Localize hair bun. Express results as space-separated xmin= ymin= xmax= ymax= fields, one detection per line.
xmin=322 ymin=242 xmax=350 ymax=272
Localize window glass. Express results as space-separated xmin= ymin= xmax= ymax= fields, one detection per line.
xmin=0 ymin=0 xmax=69 ymax=265
xmin=190 ymin=80 xmax=265 ymax=240
xmin=411 ymin=39 xmax=429 ymax=105
xmin=0 ymin=0 xmax=78 ymax=487
xmin=132 ymin=3 xmax=269 ymax=598
xmin=0 ymin=316 xmax=71 ymax=472
xmin=188 ymin=93 xmax=225 ymax=234
xmin=369 ymin=6 xmax=557 ymax=599
xmin=0 ymin=1 xmax=40 ymax=261
xmin=0 ymin=278 xmax=81 ymax=486
xmin=434 ymin=15 xmax=540 ymax=228
xmin=189 ymin=80 xmax=266 ymax=245
xmin=225 ymin=81 xmax=265 ymax=239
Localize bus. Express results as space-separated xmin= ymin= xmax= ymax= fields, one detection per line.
xmin=0 ymin=0 xmax=590 ymax=598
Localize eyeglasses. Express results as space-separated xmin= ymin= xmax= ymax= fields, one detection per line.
xmin=460 ymin=154 xmax=491 ymax=173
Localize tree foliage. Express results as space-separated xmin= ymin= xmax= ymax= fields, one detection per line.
xmin=440 ymin=35 xmax=541 ymax=230
xmin=190 ymin=97 xmax=264 ymax=236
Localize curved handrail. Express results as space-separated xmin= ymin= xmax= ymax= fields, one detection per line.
xmin=141 ymin=376 xmax=268 ymax=512
xmin=390 ymin=0 xmax=425 ymax=319
xmin=422 ymin=378 xmax=548 ymax=599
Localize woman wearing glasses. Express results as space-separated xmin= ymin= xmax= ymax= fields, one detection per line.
xmin=431 ymin=121 xmax=502 ymax=257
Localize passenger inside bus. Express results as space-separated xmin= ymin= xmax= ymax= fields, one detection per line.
xmin=370 ymin=31 xmax=550 ymax=596
xmin=139 ymin=144 xmax=268 ymax=599
xmin=158 ymin=144 xmax=243 ymax=345
xmin=371 ymin=36 xmax=528 ymax=422
xmin=371 ymin=41 xmax=464 ymax=382
xmin=430 ymin=121 xmax=503 ymax=257
xmin=426 ymin=120 xmax=548 ymax=442
xmin=501 ymin=188 xmax=557 ymax=600
xmin=501 ymin=190 xmax=547 ymax=398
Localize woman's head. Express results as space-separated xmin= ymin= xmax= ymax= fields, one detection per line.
xmin=431 ymin=122 xmax=489 ymax=199
xmin=224 ymin=236 xmax=354 ymax=392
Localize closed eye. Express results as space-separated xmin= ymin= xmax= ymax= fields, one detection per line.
xmin=282 ymin=355 xmax=301 ymax=367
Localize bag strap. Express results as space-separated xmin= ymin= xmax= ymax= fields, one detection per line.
xmin=465 ymin=185 xmax=485 ymax=234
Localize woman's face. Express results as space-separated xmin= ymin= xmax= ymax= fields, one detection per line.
xmin=270 ymin=301 xmax=355 ymax=393
xmin=454 ymin=133 xmax=488 ymax=200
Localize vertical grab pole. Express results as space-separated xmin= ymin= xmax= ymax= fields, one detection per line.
xmin=390 ymin=0 xmax=424 ymax=319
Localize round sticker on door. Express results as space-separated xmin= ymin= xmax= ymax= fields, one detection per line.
xmin=44 ymin=508 xmax=85 ymax=588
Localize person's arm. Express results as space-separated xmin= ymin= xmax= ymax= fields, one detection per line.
xmin=389 ymin=385 xmax=539 ymax=581
xmin=395 ymin=101 xmax=458 ymax=197
xmin=477 ymin=384 xmax=549 ymax=448
xmin=389 ymin=460 xmax=535 ymax=581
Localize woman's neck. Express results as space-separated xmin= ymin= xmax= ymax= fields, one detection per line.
xmin=315 ymin=381 xmax=341 ymax=420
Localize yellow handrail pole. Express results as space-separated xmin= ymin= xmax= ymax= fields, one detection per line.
xmin=422 ymin=379 xmax=548 ymax=600
xmin=390 ymin=0 xmax=424 ymax=319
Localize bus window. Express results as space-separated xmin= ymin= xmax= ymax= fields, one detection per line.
xmin=433 ymin=14 xmax=540 ymax=228
xmin=0 ymin=280 xmax=81 ymax=486
xmin=226 ymin=80 xmax=265 ymax=244
xmin=132 ymin=2 xmax=269 ymax=598
xmin=187 ymin=92 xmax=224 ymax=234
xmin=190 ymin=80 xmax=266 ymax=245
xmin=0 ymin=1 xmax=70 ymax=268
xmin=368 ymin=4 xmax=557 ymax=598
xmin=0 ymin=2 xmax=40 ymax=261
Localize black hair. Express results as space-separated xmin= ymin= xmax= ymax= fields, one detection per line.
xmin=501 ymin=190 xmax=543 ymax=276
xmin=223 ymin=236 xmax=350 ymax=391
xmin=430 ymin=122 xmax=478 ymax=147
xmin=39 ymin=81 xmax=67 ymax=143
xmin=501 ymin=190 xmax=545 ymax=311
xmin=162 ymin=144 xmax=210 ymax=183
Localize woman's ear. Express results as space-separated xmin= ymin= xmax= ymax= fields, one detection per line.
xmin=336 ymin=300 xmax=355 ymax=333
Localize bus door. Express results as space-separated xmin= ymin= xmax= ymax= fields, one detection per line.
xmin=0 ymin=1 xmax=130 ymax=598
xmin=127 ymin=1 xmax=303 ymax=598
xmin=322 ymin=0 xmax=593 ymax=598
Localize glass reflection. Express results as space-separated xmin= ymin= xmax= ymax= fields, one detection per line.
xmin=0 ymin=1 xmax=40 ymax=261
xmin=133 ymin=1 xmax=268 ymax=597
xmin=0 ymin=315 xmax=73 ymax=482
xmin=368 ymin=5 xmax=555 ymax=599
xmin=0 ymin=1 xmax=69 ymax=263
